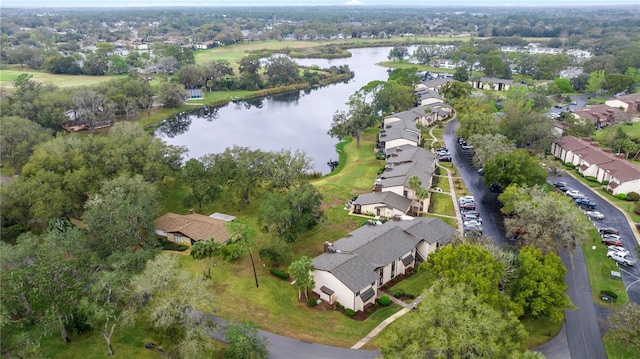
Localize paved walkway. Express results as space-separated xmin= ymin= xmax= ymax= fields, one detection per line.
xmin=351 ymin=291 xmax=427 ymax=349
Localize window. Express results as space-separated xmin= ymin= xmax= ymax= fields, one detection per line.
xmin=174 ymin=235 xmax=185 ymax=243
xmin=391 ymin=261 xmax=396 ymax=278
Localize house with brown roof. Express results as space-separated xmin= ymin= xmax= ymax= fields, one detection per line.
xmin=155 ymin=211 xmax=236 ymax=247
xmin=572 ymin=105 xmax=625 ymax=128
xmin=551 ymin=136 xmax=640 ymax=195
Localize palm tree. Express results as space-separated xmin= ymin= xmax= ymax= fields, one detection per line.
xmin=190 ymin=239 xmax=221 ymax=279
xmin=408 ymin=175 xmax=429 ymax=216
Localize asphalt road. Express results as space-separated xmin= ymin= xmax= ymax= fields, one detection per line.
xmin=444 ymin=120 xmax=609 ymax=359
xmin=199 ymin=311 xmax=381 ymax=359
xmin=553 ymin=173 xmax=640 ymax=305
xmin=443 ymin=121 xmax=507 ymax=244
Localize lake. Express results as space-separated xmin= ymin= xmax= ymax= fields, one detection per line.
xmin=155 ymin=46 xmax=419 ymax=173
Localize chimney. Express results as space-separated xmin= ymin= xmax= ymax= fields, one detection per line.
xmin=374 ymin=183 xmax=383 ymax=192
xmin=602 ymin=148 xmax=613 ymax=153
xmin=590 ymin=142 xmax=599 ymax=147
xmin=614 ymin=153 xmax=626 ymax=159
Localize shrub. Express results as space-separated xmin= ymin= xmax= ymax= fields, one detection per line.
xmin=366 ymin=308 xmax=372 ymax=314
xmin=626 ymin=192 xmax=640 ymax=202
xmin=585 ymin=176 xmax=598 ymax=182
xmin=635 ymin=205 xmax=640 ymax=215
xmin=379 ymin=296 xmax=391 ymax=306
xmin=565 ymin=163 xmax=575 ymax=169
xmin=307 ymin=297 xmax=318 ymax=307
xmin=336 ymin=302 xmax=345 ymax=311
xmin=601 ymin=180 xmax=609 ymax=185
xmin=269 ymin=268 xmax=289 ymax=280
xmin=346 ymin=309 xmax=356 ymax=318
xmin=617 ymin=193 xmax=627 ymax=200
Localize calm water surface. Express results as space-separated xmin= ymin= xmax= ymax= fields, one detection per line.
xmin=155 ymin=46 xmax=417 ymax=173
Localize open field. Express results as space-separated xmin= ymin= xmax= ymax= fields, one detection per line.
xmin=0 ymin=67 xmax=126 ymax=88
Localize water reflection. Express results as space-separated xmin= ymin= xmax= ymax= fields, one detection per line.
xmin=156 ymin=46 xmax=417 ymax=174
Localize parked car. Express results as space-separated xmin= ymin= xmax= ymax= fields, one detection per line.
xmin=598 ymin=227 xmax=620 ymax=235
xmin=462 ymin=144 xmax=474 ymax=150
xmin=566 ymin=190 xmax=584 ymax=198
xmin=585 ymin=210 xmax=605 ymax=220
xmin=462 ymin=214 xmax=482 ymax=223
xmin=489 ymin=184 xmax=504 ymax=193
xmin=607 ymin=246 xmax=630 ymax=257
xmin=460 ymin=202 xmax=476 ymax=210
xmin=553 ymin=181 xmax=568 ymax=188
xmin=463 ymin=220 xmax=483 ymax=229
xmin=575 ymin=198 xmax=597 ymax=209
xmin=438 ymin=155 xmax=452 ymax=162
xmin=602 ymin=236 xmax=623 ymax=246
xmin=607 ymin=252 xmax=636 ymax=266
xmin=477 ymin=168 xmax=484 ymax=176
xmin=557 ymin=186 xmax=573 ymax=193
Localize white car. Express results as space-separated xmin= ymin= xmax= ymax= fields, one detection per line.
xmin=607 ymin=246 xmax=630 ymax=257
xmin=585 ymin=211 xmax=605 ymax=220
xmin=463 ymin=220 xmax=483 ymax=228
xmin=566 ymin=190 xmax=584 ymax=198
xmin=607 ymin=252 xmax=636 ymax=266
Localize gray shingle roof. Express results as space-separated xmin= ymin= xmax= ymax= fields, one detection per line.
xmin=313 ymin=218 xmax=453 ymax=292
xmin=352 ymin=192 xmax=412 ymax=213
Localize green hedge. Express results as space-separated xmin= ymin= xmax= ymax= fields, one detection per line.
xmin=627 ymin=192 xmax=640 ymax=202
xmin=270 ymin=268 xmax=289 ymax=280
xmin=602 ymin=180 xmax=610 ymax=185
xmin=307 ymin=297 xmax=318 ymax=307
xmin=379 ymin=295 xmax=391 ymax=306
xmin=345 ymin=309 xmax=356 ymax=318
xmin=617 ymin=193 xmax=627 ymax=200
xmin=585 ymin=176 xmax=598 ymax=182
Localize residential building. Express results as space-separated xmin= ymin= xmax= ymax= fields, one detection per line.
xmin=573 ymin=105 xmax=625 ymax=128
xmin=311 ymin=217 xmax=454 ymax=311
xmin=551 ymin=136 xmax=640 ymax=195
xmin=155 ymin=211 xmax=236 ymax=247
xmin=469 ymin=77 xmax=513 ymax=91
xmin=605 ymin=93 xmax=640 ymax=113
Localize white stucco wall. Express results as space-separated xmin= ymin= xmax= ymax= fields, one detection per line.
xmin=385 ymin=138 xmax=418 ymax=151
xmin=312 ymin=270 xmax=358 ymax=311
xmin=380 ymin=185 xmax=407 ymax=197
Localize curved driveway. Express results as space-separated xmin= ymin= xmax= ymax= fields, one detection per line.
xmin=444 ymin=120 xmax=609 ymax=359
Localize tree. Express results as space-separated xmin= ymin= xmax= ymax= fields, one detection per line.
xmin=71 ymin=89 xmax=116 ymax=133
xmin=328 ymin=91 xmax=377 ymax=148
xmin=263 ymin=149 xmax=313 ymax=190
xmin=586 ymin=70 xmax=605 ymax=94
xmin=130 ymin=254 xmax=215 ymax=358
xmin=226 ymin=220 xmax=259 ymax=287
xmin=190 ymin=239 xmax=221 ymax=279
xmin=224 ymin=322 xmax=270 ymax=359
xmin=387 ymin=68 xmax=420 ymax=87
xmin=381 ymin=282 xmax=528 ymax=359
xmin=554 ymin=78 xmax=574 ymax=93
xmin=504 ymin=188 xmax=586 ymax=253
xmin=453 ymin=66 xmax=469 ymax=82
xmin=259 ymin=183 xmax=324 ymax=242
xmin=457 ymin=111 xmax=498 ymax=140
xmin=534 ymin=54 xmax=569 ymax=80
xmin=0 ymin=116 xmax=52 ymax=174
xmin=439 ymin=81 xmax=472 ymax=103
xmin=413 ymin=45 xmax=435 ymax=64
xmin=606 ymin=302 xmax=640 ymax=351
xmin=217 ymin=146 xmax=266 ymax=205
xmin=288 ymin=256 xmax=315 ymax=300
xmin=467 ymin=133 xmax=515 ymax=168
xmin=420 ymin=244 xmax=506 ymax=308
xmin=407 ymin=175 xmax=429 ymax=216
xmin=511 ymin=246 xmax=572 ymax=323
xmin=374 ymin=80 xmax=416 ymax=114
xmin=498 ymin=184 xmax=531 ymax=216
xmin=481 ymin=54 xmax=507 ymax=78
xmin=603 ymin=73 xmax=636 ymax=95
xmin=157 ymin=81 xmax=188 ymax=108
xmin=264 ymin=56 xmax=300 ymax=86
xmin=388 ymin=46 xmax=409 ymax=61
xmin=181 ymin=157 xmax=221 ymax=212
xmin=483 ymin=149 xmax=547 ymax=189
xmin=83 ymin=175 xmax=161 ymax=258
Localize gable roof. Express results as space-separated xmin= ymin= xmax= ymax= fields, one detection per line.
xmin=313 ymin=218 xmax=453 ymax=292
xmin=155 ymin=212 xmax=232 ymax=243
xmin=353 ymin=192 xmax=412 ymax=213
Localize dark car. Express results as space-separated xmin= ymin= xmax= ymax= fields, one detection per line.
xmin=489 ymin=184 xmax=504 ymax=193
xmin=575 ymin=198 xmax=597 ymax=209
xmin=598 ymin=227 xmax=620 ymax=235
xmin=438 ymin=155 xmax=452 ymax=162
xmin=553 ymin=181 xmax=568 ymax=188
xmin=460 ymin=202 xmax=476 ymax=210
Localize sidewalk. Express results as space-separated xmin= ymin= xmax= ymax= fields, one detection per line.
xmin=350 ymin=291 xmax=427 ymax=349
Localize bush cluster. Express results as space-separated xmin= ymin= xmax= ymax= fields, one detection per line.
xmin=345 ymin=309 xmax=356 ymax=318
xmin=378 ymin=296 xmax=391 ymax=306
xmin=617 ymin=193 xmax=627 ymax=200
xmin=269 ymin=268 xmax=289 ymax=280
xmin=307 ymin=297 xmax=318 ymax=307
xmin=601 ymin=180 xmax=610 ymax=185
xmin=626 ymin=192 xmax=640 ymax=202
xmin=585 ymin=176 xmax=598 ymax=182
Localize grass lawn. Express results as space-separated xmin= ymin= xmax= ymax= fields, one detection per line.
xmin=432 ymin=174 xmax=451 ymax=192
xmin=603 ymin=332 xmax=640 ymax=359
xmin=582 ymin=228 xmax=629 ymax=308
xmin=592 ymin=122 xmax=640 ymax=142
xmin=385 ymin=268 xmax=437 ymax=299
xmin=422 ymin=213 xmax=457 ymax=228
xmin=521 ymin=316 xmax=564 ymax=348
xmin=0 ymin=68 xmax=126 ymax=88
xmin=429 ymin=192 xmax=456 ymax=217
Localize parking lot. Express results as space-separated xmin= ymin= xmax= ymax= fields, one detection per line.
xmin=552 ymin=173 xmax=640 ymax=304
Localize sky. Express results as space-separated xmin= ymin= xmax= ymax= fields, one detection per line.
xmin=1 ymin=0 xmax=638 ymax=8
